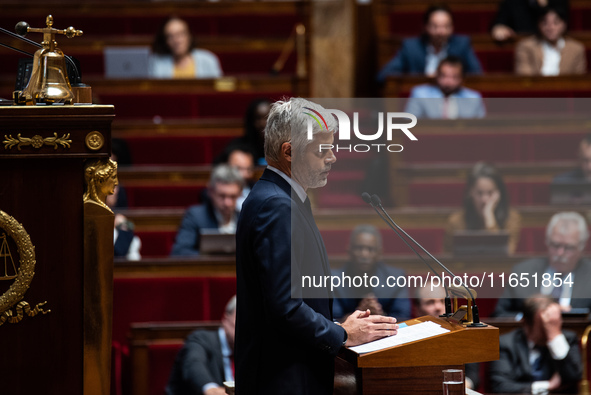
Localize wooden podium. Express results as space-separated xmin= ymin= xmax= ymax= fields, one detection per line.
xmin=0 ymin=105 xmax=115 ymax=395
xmin=335 ymin=315 xmax=499 ymax=395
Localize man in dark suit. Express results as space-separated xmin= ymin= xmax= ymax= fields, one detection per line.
xmin=489 ymin=295 xmax=582 ymax=393
xmin=553 ymin=134 xmax=591 ymax=183
xmin=332 ymin=224 xmax=411 ymax=321
xmin=170 ymin=165 xmax=243 ymax=256
xmin=493 ymin=211 xmax=591 ymax=317
xmin=166 ymin=296 xmax=236 ymax=395
xmin=235 ymin=98 xmax=399 ymax=395
xmin=377 ymin=4 xmax=482 ymax=83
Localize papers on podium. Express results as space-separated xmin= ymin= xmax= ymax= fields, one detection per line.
xmin=349 ymin=320 xmax=450 ymax=354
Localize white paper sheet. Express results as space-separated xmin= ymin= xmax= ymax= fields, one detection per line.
xmin=349 ymin=320 xmax=450 ymax=354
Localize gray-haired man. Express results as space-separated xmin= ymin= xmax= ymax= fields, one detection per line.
xmin=494 ymin=211 xmax=591 ymax=317
xmin=171 ymin=164 xmax=244 ymax=256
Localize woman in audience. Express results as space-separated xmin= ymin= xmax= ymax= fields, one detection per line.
xmin=444 ymin=162 xmax=521 ymax=254
xmin=515 ymin=7 xmax=586 ymax=76
xmin=150 ymin=16 xmax=222 ymax=79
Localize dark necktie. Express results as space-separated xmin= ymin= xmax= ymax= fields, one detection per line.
xmin=303 ymin=196 xmax=312 ymax=215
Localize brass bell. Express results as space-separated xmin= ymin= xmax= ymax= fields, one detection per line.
xmin=15 ymin=15 xmax=82 ymax=105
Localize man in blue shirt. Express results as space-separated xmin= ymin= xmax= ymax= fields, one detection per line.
xmin=404 ymin=56 xmax=485 ymax=119
xmin=377 ymin=4 xmax=482 ymax=83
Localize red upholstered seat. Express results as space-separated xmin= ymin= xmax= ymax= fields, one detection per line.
xmin=134 ymin=231 xmax=177 ymax=257
xmin=124 ymin=135 xmax=234 ymax=165
xmin=112 ymin=277 xmax=210 ymax=347
xmin=147 ymin=342 xmax=184 ymax=395
xmin=401 ymin=133 xmax=583 ymax=163
xmin=208 ymin=277 xmax=238 ymax=321
xmin=96 ymin=92 xmax=290 ymax=120
xmin=407 ymin=181 xmax=551 ymax=206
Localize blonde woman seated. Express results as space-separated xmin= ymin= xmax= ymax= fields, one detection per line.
xmin=515 ymin=7 xmax=586 ymax=76
xmin=444 ymin=162 xmax=521 ymax=254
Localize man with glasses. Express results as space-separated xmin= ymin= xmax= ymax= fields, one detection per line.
xmin=493 ymin=211 xmax=591 ymax=318
xmin=332 ymin=225 xmax=411 ymax=321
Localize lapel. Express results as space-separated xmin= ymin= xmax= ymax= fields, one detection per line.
xmin=261 ymin=169 xmax=333 ymax=283
xmin=516 ymin=329 xmax=533 ymax=377
xmin=533 ymin=40 xmax=544 ymax=72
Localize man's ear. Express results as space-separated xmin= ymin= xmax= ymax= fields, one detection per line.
xmin=281 ymin=142 xmax=292 ymax=163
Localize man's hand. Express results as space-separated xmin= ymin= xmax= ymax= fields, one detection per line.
xmin=491 ymin=24 xmax=515 ymax=41
xmin=357 ymin=295 xmax=384 ymax=316
xmin=548 ymin=372 xmax=562 ymax=391
xmin=204 ymin=387 xmax=227 ymax=395
xmin=540 ymin=303 xmax=562 ymax=342
xmin=341 ymin=309 xmax=398 ymax=347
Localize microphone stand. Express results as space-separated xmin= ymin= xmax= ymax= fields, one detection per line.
xmin=361 ymin=192 xmax=453 ymax=318
xmin=363 ymin=192 xmax=486 ymax=327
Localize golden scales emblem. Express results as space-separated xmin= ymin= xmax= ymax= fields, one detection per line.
xmin=0 ymin=210 xmax=49 ymax=326
xmin=0 ymin=233 xmax=17 ymax=280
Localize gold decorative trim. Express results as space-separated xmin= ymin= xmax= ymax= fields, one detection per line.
xmin=3 ymin=133 xmax=72 ymax=150
xmin=0 ymin=210 xmax=50 ymax=326
xmin=85 ymin=131 xmax=104 ymax=151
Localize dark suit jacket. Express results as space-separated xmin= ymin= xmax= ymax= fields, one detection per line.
xmin=489 ymin=328 xmax=581 ymax=393
xmin=377 ymin=35 xmax=482 ymax=82
xmin=166 ymin=329 xmax=225 ymax=395
xmin=170 ymin=201 xmax=236 ymax=256
xmin=331 ymin=261 xmax=411 ymax=320
xmin=491 ymin=0 xmax=570 ymax=34
xmin=493 ymin=257 xmax=591 ymax=317
xmin=235 ymin=169 xmax=346 ymax=395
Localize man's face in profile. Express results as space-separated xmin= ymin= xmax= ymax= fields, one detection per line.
xmin=436 ymin=63 xmax=463 ymax=96
xmin=349 ymin=232 xmax=381 ymax=273
xmin=579 ymin=141 xmax=591 ymax=180
xmin=292 ymin=132 xmax=336 ymax=190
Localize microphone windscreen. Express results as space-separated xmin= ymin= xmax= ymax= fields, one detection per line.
xmin=361 ymin=192 xmax=372 ymax=204
xmin=370 ymin=194 xmax=382 ymax=206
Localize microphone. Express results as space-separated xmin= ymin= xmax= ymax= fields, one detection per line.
xmin=364 ymin=192 xmax=486 ymax=326
xmin=362 ymin=192 xmax=453 ymax=317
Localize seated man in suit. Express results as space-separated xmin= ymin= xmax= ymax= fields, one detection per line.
xmin=332 ymin=225 xmax=411 ymax=321
xmin=493 ymin=211 xmax=591 ymax=317
xmin=166 ymin=296 xmax=236 ymax=395
xmin=377 ymin=4 xmax=482 ymax=82
xmin=214 ymin=144 xmax=257 ymax=212
xmin=404 ymin=56 xmax=485 ymax=119
xmin=553 ymin=134 xmax=591 ymax=183
xmin=170 ymin=164 xmax=243 ymax=256
xmin=489 ymin=295 xmax=582 ymax=393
